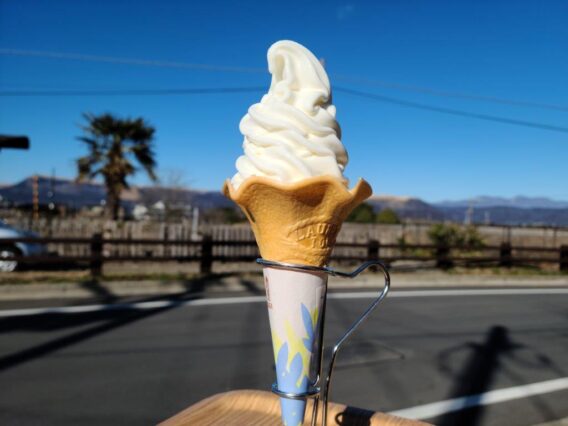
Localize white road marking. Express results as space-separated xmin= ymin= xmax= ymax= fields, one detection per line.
xmin=0 ymin=296 xmax=266 ymax=317
xmin=389 ymin=377 xmax=568 ymax=420
xmin=0 ymin=288 xmax=567 ymax=318
xmin=331 ymin=288 xmax=568 ymax=299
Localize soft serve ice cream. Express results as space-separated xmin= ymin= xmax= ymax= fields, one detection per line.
xmin=231 ymin=40 xmax=348 ymax=189
xmin=224 ymin=39 xmax=372 ymax=267
xmin=223 ymin=41 xmax=372 ymax=426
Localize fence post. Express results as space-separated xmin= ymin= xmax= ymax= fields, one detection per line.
xmin=436 ymin=244 xmax=452 ymax=269
xmin=200 ymin=235 xmax=213 ymax=274
xmin=367 ymin=239 xmax=380 ymax=272
xmin=560 ymin=245 xmax=568 ymax=272
xmin=499 ymin=242 xmax=512 ymax=268
xmin=90 ymin=232 xmax=103 ymax=278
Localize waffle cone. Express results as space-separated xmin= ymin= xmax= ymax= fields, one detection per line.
xmin=223 ymin=176 xmax=372 ymax=267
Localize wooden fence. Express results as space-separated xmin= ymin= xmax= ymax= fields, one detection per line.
xmin=5 ymin=217 xmax=568 ymax=253
xmin=3 ymin=235 xmax=568 ymax=277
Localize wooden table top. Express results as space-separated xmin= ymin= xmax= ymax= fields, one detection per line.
xmin=159 ymin=389 xmax=431 ymax=426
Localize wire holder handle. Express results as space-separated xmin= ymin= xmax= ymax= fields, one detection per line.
xmin=256 ymin=258 xmax=391 ymax=426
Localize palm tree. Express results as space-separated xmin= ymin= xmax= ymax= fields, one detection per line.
xmin=76 ymin=113 xmax=157 ymax=219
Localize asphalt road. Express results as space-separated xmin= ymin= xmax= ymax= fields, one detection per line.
xmin=0 ymin=289 xmax=567 ymax=426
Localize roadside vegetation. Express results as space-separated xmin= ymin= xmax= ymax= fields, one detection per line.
xmin=346 ymin=203 xmax=401 ymax=224
xmin=427 ymin=223 xmax=485 ymax=249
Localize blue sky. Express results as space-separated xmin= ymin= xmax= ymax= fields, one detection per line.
xmin=0 ymin=0 xmax=567 ymax=202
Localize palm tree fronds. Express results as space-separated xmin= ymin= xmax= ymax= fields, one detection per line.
xmin=76 ymin=112 xmax=157 ymax=219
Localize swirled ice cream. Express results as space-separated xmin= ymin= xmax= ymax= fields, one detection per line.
xmin=231 ymin=40 xmax=348 ymax=189
xmin=223 ymin=42 xmax=373 ymax=426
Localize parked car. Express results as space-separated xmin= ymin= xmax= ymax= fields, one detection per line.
xmin=0 ymin=220 xmax=47 ymax=272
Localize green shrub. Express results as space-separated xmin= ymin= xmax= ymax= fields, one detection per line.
xmin=428 ymin=223 xmax=484 ymax=248
xmin=347 ymin=203 xmax=375 ymax=223
xmin=376 ymin=208 xmax=401 ymax=224
xmin=347 ymin=204 xmax=402 ymax=224
xmin=462 ymin=225 xmax=485 ymax=249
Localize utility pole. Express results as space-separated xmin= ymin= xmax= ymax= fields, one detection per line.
xmin=48 ymin=168 xmax=56 ymax=212
xmin=191 ymin=207 xmax=200 ymax=241
xmin=32 ymin=174 xmax=39 ymax=221
xmin=464 ymin=204 xmax=474 ymax=225
xmin=1 ymin=135 xmax=32 ymax=218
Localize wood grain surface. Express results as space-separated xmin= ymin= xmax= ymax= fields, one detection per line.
xmin=159 ymin=389 xmax=431 ymax=426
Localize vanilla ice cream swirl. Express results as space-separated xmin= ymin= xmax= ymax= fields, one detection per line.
xmin=231 ymin=40 xmax=348 ymax=189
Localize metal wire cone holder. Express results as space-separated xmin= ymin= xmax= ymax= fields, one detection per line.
xmin=256 ymin=258 xmax=391 ymax=426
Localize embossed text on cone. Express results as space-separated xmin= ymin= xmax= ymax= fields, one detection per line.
xmin=263 ymin=266 xmax=327 ymax=426
xmin=223 ymin=176 xmax=372 ymax=267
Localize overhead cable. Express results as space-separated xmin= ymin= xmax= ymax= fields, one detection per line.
xmin=334 ymin=75 xmax=568 ymax=112
xmin=334 ymin=86 xmax=568 ymax=134
xmin=0 ymin=87 xmax=265 ymax=96
xmin=0 ymin=48 xmax=266 ymax=74
xmin=2 ymin=47 xmax=566 ymax=111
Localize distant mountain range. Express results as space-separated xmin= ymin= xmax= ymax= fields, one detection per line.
xmin=0 ymin=176 xmax=233 ymax=211
xmin=1 ymin=176 xmax=568 ymax=226
xmin=435 ymin=196 xmax=568 ymax=209
xmin=368 ymin=196 xmax=444 ymax=221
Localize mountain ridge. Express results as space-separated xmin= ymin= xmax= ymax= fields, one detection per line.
xmin=1 ymin=176 xmax=568 ymax=226
xmin=434 ymin=195 xmax=568 ymax=209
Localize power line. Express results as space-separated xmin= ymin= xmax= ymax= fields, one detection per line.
xmin=334 ymin=75 xmax=568 ymax=112
xmin=0 ymin=87 xmax=265 ymax=96
xmin=2 ymin=47 xmax=567 ymax=112
xmin=1 ymin=83 xmax=566 ymax=134
xmin=0 ymin=48 xmax=266 ymax=74
xmin=334 ymin=86 xmax=568 ymax=134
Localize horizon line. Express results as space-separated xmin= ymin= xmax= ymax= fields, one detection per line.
xmin=2 ymin=174 xmax=568 ymax=204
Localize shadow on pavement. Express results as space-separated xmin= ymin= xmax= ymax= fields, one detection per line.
xmin=0 ymin=274 xmax=227 ymax=373
xmin=238 ymin=278 xmax=264 ymax=295
xmin=0 ymin=305 xmax=174 ymax=372
xmin=437 ymin=325 xmax=564 ymax=426
xmin=79 ymin=278 xmax=118 ymax=303
xmin=437 ymin=325 xmax=519 ymax=426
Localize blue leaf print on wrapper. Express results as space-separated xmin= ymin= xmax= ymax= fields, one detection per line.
xmin=301 ymin=304 xmax=315 ymax=352
xmin=276 ymin=343 xmax=307 ymax=426
xmin=274 ymin=304 xmax=321 ymax=426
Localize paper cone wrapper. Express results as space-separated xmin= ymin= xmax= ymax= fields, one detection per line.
xmin=223 ymin=176 xmax=372 ymax=267
xmin=263 ymin=266 xmax=328 ymax=426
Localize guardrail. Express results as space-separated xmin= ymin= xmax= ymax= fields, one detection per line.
xmin=2 ymin=234 xmax=568 ymax=277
